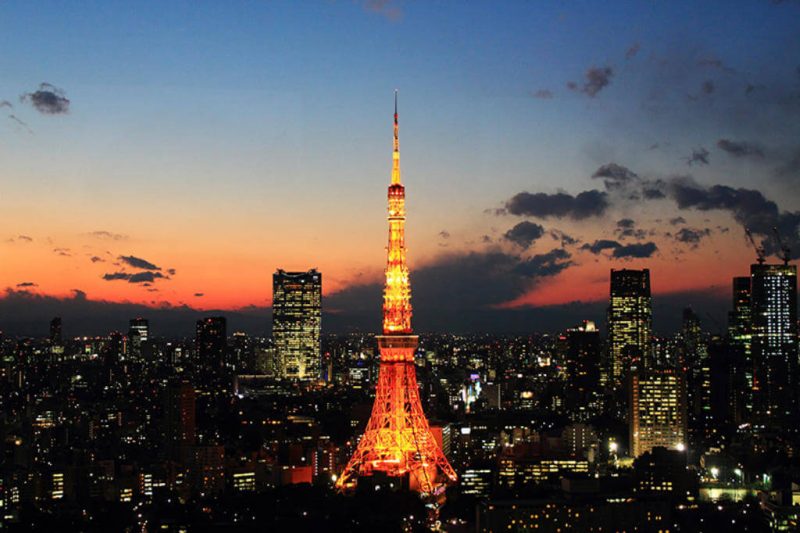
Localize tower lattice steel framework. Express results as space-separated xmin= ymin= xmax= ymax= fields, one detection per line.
xmin=336 ymin=93 xmax=457 ymax=495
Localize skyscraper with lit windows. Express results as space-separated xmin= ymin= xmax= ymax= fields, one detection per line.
xmin=272 ymin=269 xmax=322 ymax=380
xmin=751 ymin=263 xmax=797 ymax=422
xmin=630 ymin=368 xmax=687 ymax=457
xmin=608 ymin=269 xmax=652 ymax=384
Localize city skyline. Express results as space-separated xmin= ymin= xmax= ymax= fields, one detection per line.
xmin=2 ymin=1 xmax=800 ymax=336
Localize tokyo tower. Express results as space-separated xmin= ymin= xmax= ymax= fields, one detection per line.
xmin=336 ymin=93 xmax=457 ymax=495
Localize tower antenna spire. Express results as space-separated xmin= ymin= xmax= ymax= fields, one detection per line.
xmin=391 ymin=90 xmax=401 ymax=184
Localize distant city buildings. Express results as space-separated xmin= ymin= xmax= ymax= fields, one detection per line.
xmin=608 ymin=269 xmax=652 ymax=384
xmin=272 ymin=269 xmax=322 ymax=380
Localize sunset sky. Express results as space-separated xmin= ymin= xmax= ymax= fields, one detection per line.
xmin=1 ymin=1 xmax=799 ymax=335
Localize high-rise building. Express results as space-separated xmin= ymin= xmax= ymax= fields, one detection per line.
xmin=681 ymin=308 xmax=711 ymax=443
xmin=751 ymin=263 xmax=798 ymax=422
xmin=608 ymin=269 xmax=652 ymax=383
xmin=49 ymin=317 xmax=64 ymax=363
xmin=272 ymin=269 xmax=322 ymax=380
xmin=164 ymin=380 xmax=196 ymax=460
xmin=128 ymin=318 xmax=149 ymax=361
xmin=630 ymin=368 xmax=688 ymax=457
xmin=728 ymin=276 xmax=753 ymax=415
xmin=336 ymin=93 xmax=457 ymax=494
xmin=196 ymin=317 xmax=227 ymax=372
xmin=49 ymin=317 xmax=62 ymax=345
xmin=563 ymin=321 xmax=602 ymax=417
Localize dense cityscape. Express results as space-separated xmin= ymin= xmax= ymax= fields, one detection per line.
xmin=1 ymin=258 xmax=798 ymax=531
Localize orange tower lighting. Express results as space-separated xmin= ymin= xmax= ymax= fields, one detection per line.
xmin=336 ymin=93 xmax=458 ymax=495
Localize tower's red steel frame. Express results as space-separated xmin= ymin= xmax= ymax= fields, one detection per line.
xmin=336 ymin=94 xmax=457 ymax=495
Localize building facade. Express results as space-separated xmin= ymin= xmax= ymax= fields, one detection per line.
xmin=750 ymin=263 xmax=798 ymax=422
xmin=630 ymin=368 xmax=687 ymax=457
xmin=272 ymin=269 xmax=322 ymax=380
xmin=608 ymin=269 xmax=652 ymax=384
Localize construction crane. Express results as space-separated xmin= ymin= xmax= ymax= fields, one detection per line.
xmin=745 ymin=228 xmax=765 ymax=264
xmin=772 ymin=226 xmax=791 ymax=265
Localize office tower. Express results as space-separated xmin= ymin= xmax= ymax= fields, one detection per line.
xmin=608 ymin=269 xmax=652 ymax=383
xmin=49 ymin=317 xmax=62 ymax=345
xmin=231 ymin=331 xmax=252 ymax=373
xmin=337 ymin=94 xmax=457 ymax=494
xmin=128 ymin=317 xmax=149 ymax=360
xmin=630 ymin=368 xmax=688 ymax=457
xmin=195 ymin=317 xmax=227 ymax=372
xmin=681 ymin=308 xmax=711 ymax=442
xmin=563 ymin=321 xmax=601 ymax=417
xmin=272 ymin=269 xmax=322 ymax=380
xmin=728 ymin=276 xmax=753 ymax=415
xmin=164 ymin=380 xmax=196 ymax=460
xmin=708 ymin=338 xmax=745 ymax=427
xmin=49 ymin=317 xmax=64 ymax=363
xmin=751 ymin=263 xmax=798 ymax=422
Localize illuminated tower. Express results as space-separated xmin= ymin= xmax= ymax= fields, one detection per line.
xmin=608 ymin=269 xmax=652 ymax=384
xmin=336 ymin=93 xmax=457 ymax=495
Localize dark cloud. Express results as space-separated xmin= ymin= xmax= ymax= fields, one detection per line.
xmin=613 ymin=218 xmax=648 ymax=240
xmin=0 ymin=100 xmax=12 ymax=109
xmin=626 ymin=42 xmax=641 ymax=59
xmin=685 ymin=147 xmax=710 ymax=166
xmin=194 ymin=293 xmax=204 ymax=297
xmin=617 ymin=218 xmax=635 ymax=229
xmin=531 ymin=89 xmax=553 ymax=99
xmin=716 ymin=139 xmax=765 ymax=159
xmin=504 ymin=190 xmax=609 ymax=220
xmin=53 ymin=248 xmax=71 ymax=257
xmin=643 ymin=187 xmax=666 ymax=200
xmin=119 ymin=255 xmax=160 ymax=271
xmin=669 ymin=216 xmax=687 ymax=225
xmin=515 ymin=249 xmax=573 ymax=277
xmin=167 ymin=268 xmax=177 ymax=276
xmin=20 ymin=83 xmax=70 ymax=115
xmin=90 ymin=256 xmax=104 ymax=263
xmin=550 ymin=229 xmax=578 ymax=246
xmin=16 ymin=235 xmax=33 ymax=242
xmin=568 ymin=66 xmax=614 ymax=97
xmin=612 ymin=242 xmax=658 ymax=259
xmin=88 ymin=230 xmax=128 ymax=241
xmin=16 ymin=282 xmax=38 ymax=288
xmin=503 ymin=221 xmax=545 ymax=248
xmin=666 ymin=178 xmax=800 ymax=257
xmin=591 ymin=163 xmax=639 ymax=189
xmin=102 ymin=271 xmax=167 ymax=284
xmin=438 ymin=230 xmax=451 ymax=239
xmin=775 ymin=147 xmax=800 ymax=178
xmin=581 ymin=239 xmax=622 ymax=254
xmin=675 ymin=227 xmax=712 ymax=247
xmin=327 ymin=248 xmax=577 ymax=333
